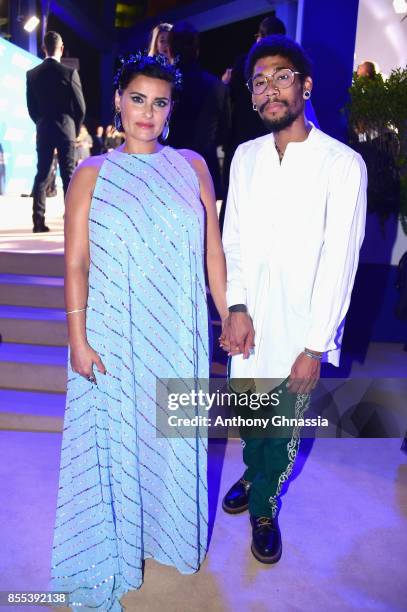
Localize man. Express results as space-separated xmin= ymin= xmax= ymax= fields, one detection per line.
xmin=168 ymin=21 xmax=231 ymax=199
xmin=26 ymin=31 xmax=85 ymax=232
xmin=221 ymin=35 xmax=367 ymax=564
xmin=219 ymin=12 xmax=318 ymax=230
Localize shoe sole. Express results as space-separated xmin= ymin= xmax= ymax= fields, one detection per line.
xmin=250 ymin=542 xmax=282 ymax=564
xmin=222 ymin=499 xmax=249 ymax=514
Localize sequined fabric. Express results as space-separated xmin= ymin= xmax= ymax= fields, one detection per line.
xmin=49 ymin=147 xmax=209 ymax=610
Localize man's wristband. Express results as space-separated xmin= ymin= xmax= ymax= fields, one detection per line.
xmin=228 ymin=304 xmax=247 ymax=313
xmin=303 ymin=348 xmax=322 ymax=361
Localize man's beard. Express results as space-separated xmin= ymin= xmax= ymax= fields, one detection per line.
xmin=260 ymin=100 xmax=303 ymax=133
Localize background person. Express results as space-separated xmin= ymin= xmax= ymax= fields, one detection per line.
xmin=356 ymin=60 xmax=377 ymax=79
xmin=148 ymin=22 xmax=173 ymax=61
xmin=223 ymin=12 xmax=287 ymax=155
xmin=26 ymin=30 xmax=86 ymax=232
xmin=167 ymin=21 xmax=231 ymax=199
xmin=91 ymin=125 xmax=106 ymax=156
xmin=104 ymin=123 xmax=124 ymax=151
xmin=219 ymin=12 xmax=287 ymax=230
xmin=74 ymin=124 xmax=93 ymax=164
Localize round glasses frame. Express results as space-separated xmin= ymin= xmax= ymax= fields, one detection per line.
xmin=246 ymin=68 xmax=301 ymax=95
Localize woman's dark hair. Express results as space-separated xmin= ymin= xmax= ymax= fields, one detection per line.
xmin=257 ymin=11 xmax=286 ymax=38
xmin=245 ymin=35 xmax=313 ymax=83
xmin=43 ymin=30 xmax=62 ymax=55
xmin=169 ymin=21 xmax=199 ymax=64
xmin=114 ymin=53 xmax=182 ymax=95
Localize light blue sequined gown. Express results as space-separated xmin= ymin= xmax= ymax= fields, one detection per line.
xmin=49 ymin=147 xmax=209 ymax=611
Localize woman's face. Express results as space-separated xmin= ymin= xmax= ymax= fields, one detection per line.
xmin=115 ymin=74 xmax=172 ymax=144
xmin=157 ymin=31 xmax=170 ymax=57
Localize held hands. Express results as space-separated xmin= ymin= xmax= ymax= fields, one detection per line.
xmin=219 ymin=309 xmax=321 ymax=394
xmin=287 ymin=352 xmax=321 ymax=395
xmin=70 ymin=342 xmax=107 ymax=384
xmin=219 ymin=312 xmax=255 ymax=359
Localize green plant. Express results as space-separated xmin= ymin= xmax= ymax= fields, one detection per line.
xmin=347 ymin=66 xmax=407 ymax=234
xmin=388 ymin=67 xmax=407 ymax=233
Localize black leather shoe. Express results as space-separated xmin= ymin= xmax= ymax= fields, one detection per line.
xmin=222 ymin=477 xmax=251 ymax=514
xmin=33 ymin=224 xmax=50 ymax=233
xmin=250 ymin=515 xmax=282 ymax=564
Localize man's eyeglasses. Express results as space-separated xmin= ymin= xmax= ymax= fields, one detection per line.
xmin=246 ymin=68 xmax=301 ymax=95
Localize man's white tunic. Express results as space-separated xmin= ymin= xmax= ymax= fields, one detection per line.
xmin=222 ymin=125 xmax=367 ymax=379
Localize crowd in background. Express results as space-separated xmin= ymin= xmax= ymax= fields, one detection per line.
xmin=67 ymin=12 xmax=381 ymax=204
xmin=78 ymin=12 xmax=294 ymax=201
xmin=74 ymin=124 xmax=124 ymax=164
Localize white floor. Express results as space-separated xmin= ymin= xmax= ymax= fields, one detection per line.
xmin=0 ymin=192 xmax=406 ymax=611
xmin=0 ymin=192 xmax=64 ymax=238
xmin=0 ymin=435 xmax=406 ymax=612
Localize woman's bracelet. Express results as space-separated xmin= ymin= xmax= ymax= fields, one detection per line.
xmin=66 ymin=307 xmax=87 ymax=315
xmin=303 ymin=348 xmax=323 ymax=361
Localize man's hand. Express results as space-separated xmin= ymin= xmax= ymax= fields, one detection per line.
xmin=219 ymin=312 xmax=255 ymax=359
xmin=287 ymin=352 xmax=321 ymax=394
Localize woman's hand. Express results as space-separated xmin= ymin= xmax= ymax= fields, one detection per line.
xmin=70 ymin=342 xmax=107 ymax=383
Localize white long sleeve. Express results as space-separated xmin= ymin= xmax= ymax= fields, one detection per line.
xmin=224 ymin=127 xmax=368 ymax=379
xmin=222 ymin=148 xmax=247 ymax=306
xmin=305 ymin=152 xmax=367 ymax=353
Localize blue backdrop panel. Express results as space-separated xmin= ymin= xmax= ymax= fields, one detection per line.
xmin=0 ymin=37 xmax=41 ymax=195
xmin=301 ymin=0 xmax=359 ymax=142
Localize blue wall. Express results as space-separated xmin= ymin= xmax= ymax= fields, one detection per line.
xmin=345 ymin=263 xmax=406 ymax=348
xmin=0 ymin=38 xmax=41 ymax=194
xmin=300 ymin=0 xmax=360 ymax=142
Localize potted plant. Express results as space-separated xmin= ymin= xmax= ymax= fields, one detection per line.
xmin=346 ymin=66 xmax=407 ymax=234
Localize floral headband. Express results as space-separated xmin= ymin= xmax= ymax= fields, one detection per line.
xmin=114 ymin=51 xmax=183 ymax=90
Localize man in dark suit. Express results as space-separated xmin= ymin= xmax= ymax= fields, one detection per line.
xmin=219 ymin=13 xmax=286 ymax=230
xmin=26 ymin=31 xmax=86 ymax=232
xmin=168 ymin=22 xmax=231 ymax=200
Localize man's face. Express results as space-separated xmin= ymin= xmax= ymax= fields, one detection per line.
xmin=251 ymin=54 xmax=311 ymax=132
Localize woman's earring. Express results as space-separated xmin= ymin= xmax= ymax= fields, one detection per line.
xmin=161 ymin=118 xmax=170 ymax=141
xmin=303 ymin=90 xmax=311 ymax=100
xmin=252 ymin=103 xmax=257 ymax=111
xmin=114 ymin=109 xmax=123 ymax=131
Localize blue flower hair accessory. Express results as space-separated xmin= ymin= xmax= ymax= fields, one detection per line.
xmin=114 ymin=50 xmax=182 ymax=90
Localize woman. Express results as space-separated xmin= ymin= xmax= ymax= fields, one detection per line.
xmin=49 ymin=52 xmax=228 ymax=610
xmin=91 ymin=125 xmax=105 ymax=156
xmin=74 ymin=124 xmax=93 ymax=165
xmin=104 ymin=123 xmax=124 ymax=152
xmin=148 ymin=22 xmax=173 ymax=61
